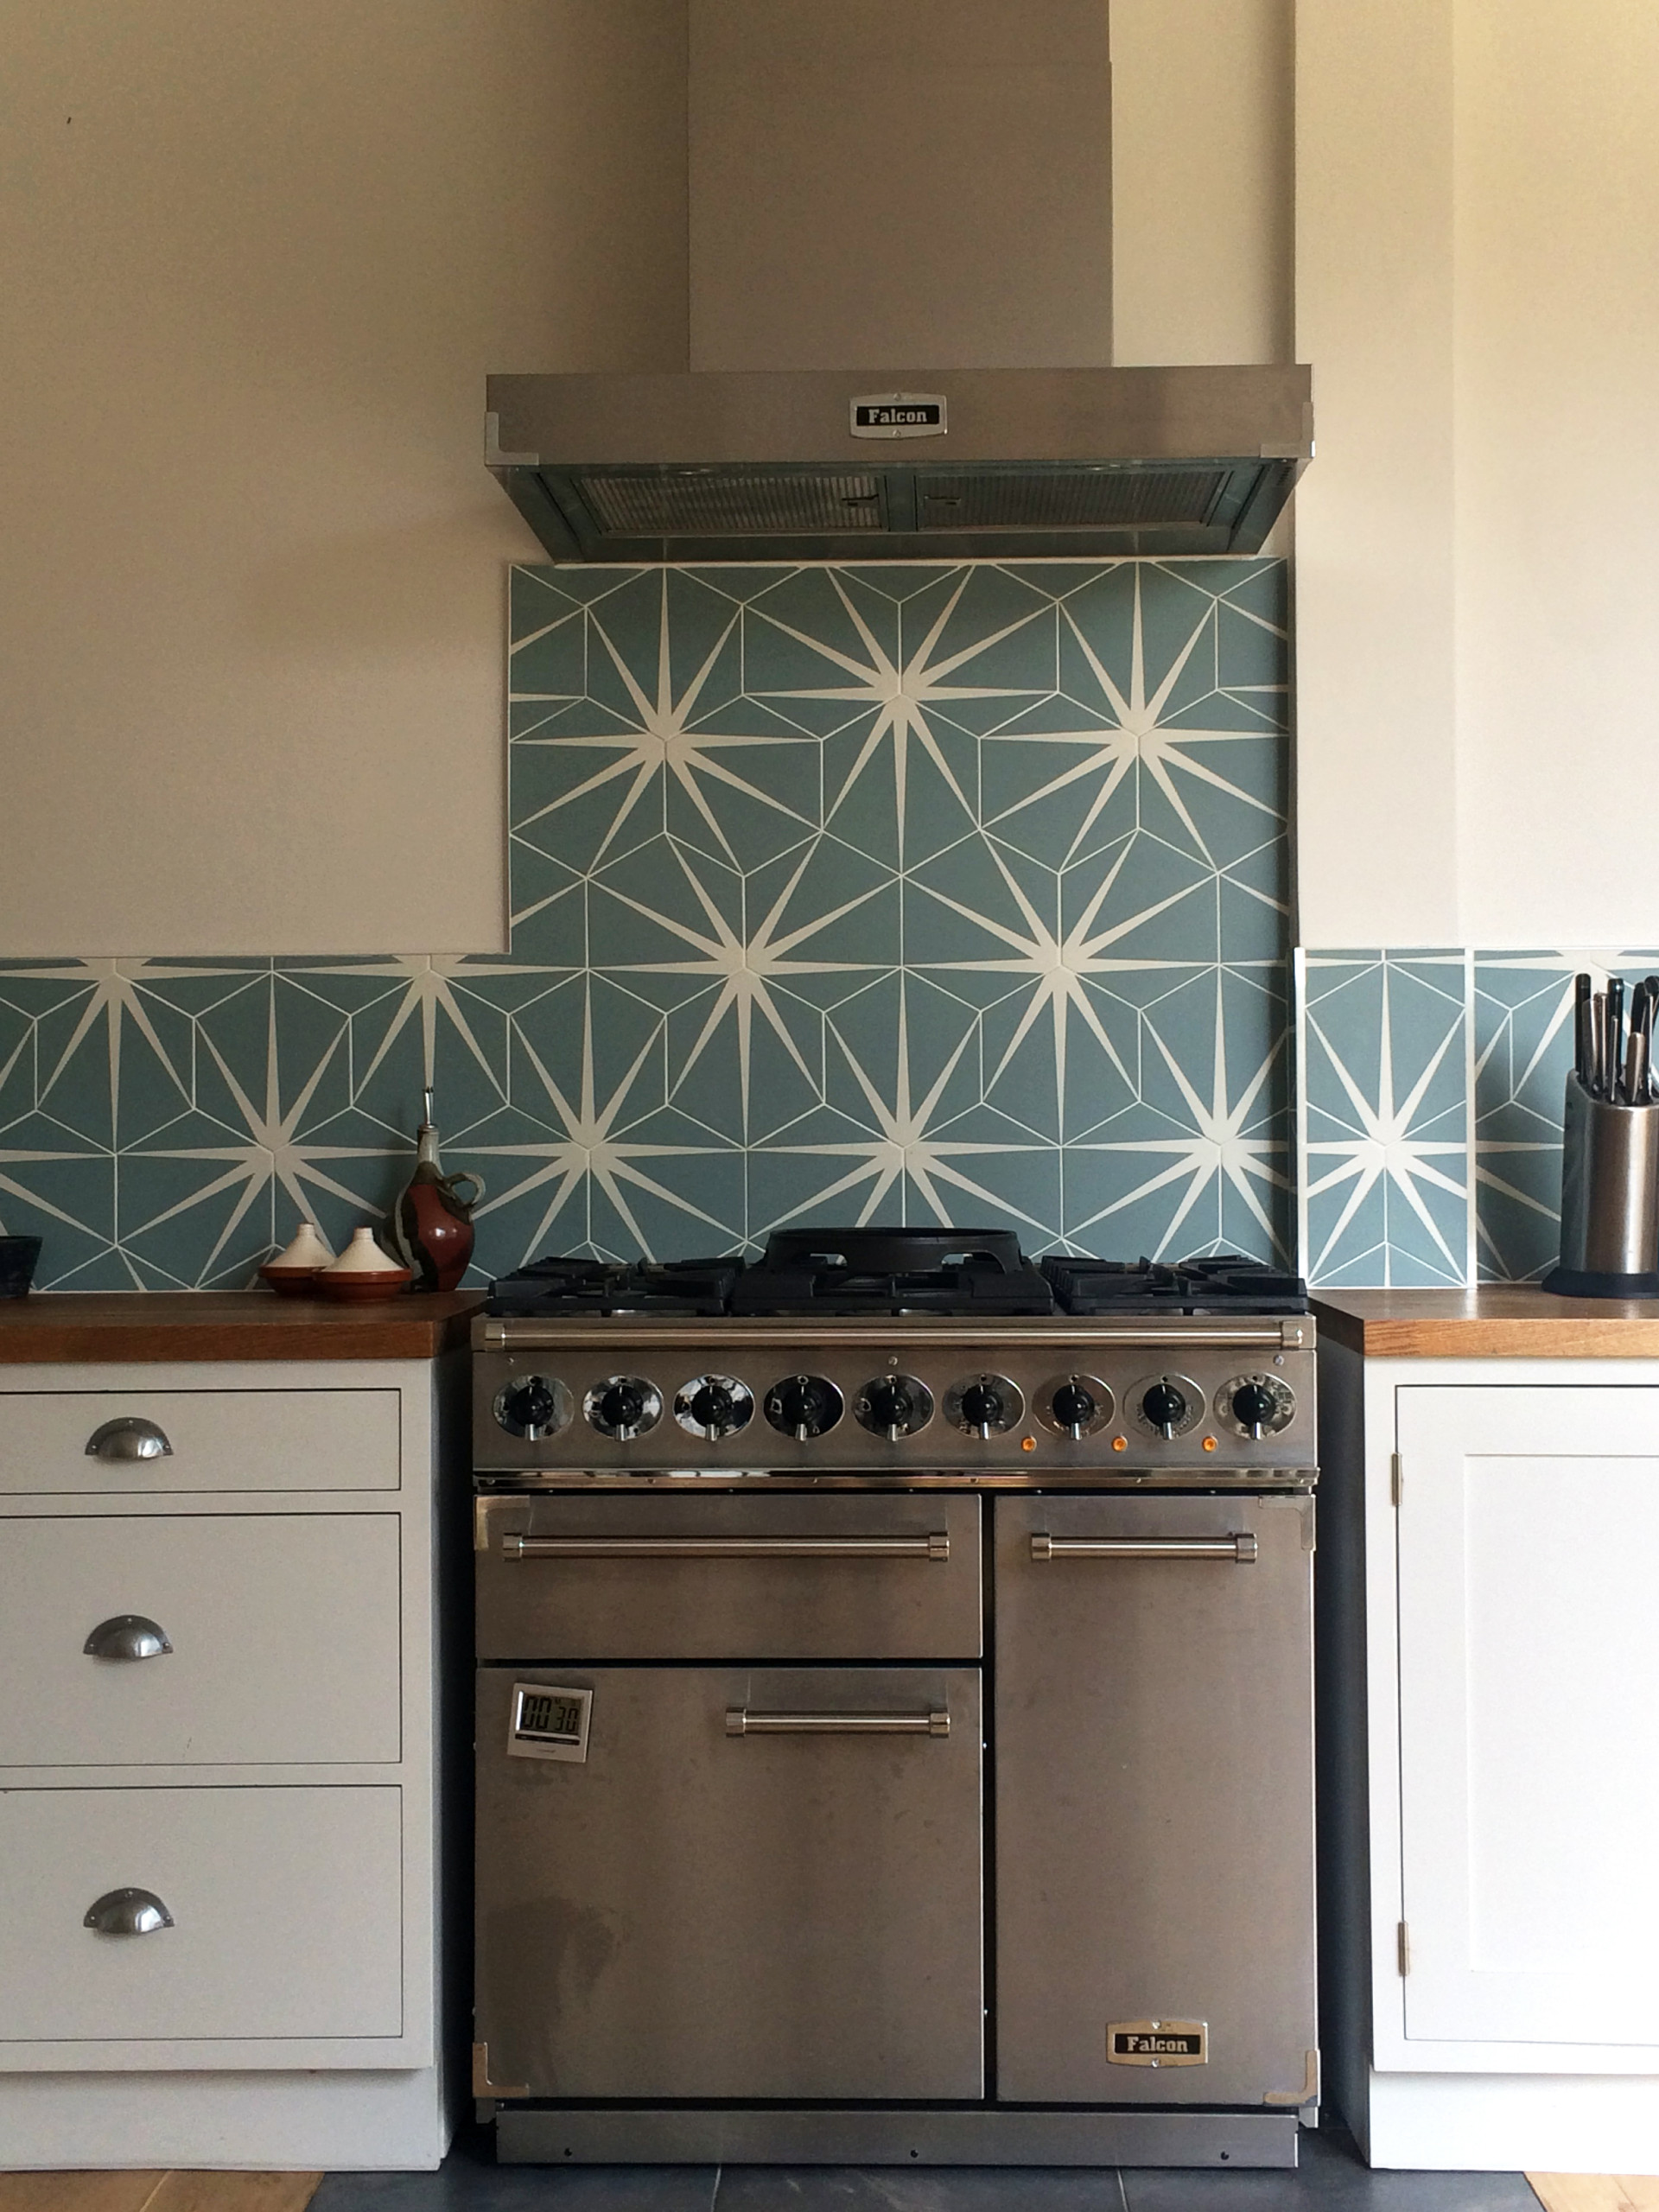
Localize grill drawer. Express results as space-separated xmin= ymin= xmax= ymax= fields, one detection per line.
xmin=476 ymin=1491 xmax=982 ymax=1660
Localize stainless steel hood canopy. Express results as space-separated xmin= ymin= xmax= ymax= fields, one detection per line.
xmin=485 ymin=362 xmax=1313 ymax=563
xmin=486 ymin=1 xmax=1311 ymax=564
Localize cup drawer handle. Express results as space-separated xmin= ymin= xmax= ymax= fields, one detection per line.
xmin=83 ymin=1614 xmax=174 ymax=1662
xmin=84 ymin=1887 xmax=175 ymax=1936
xmin=85 ymin=1417 xmax=173 ymax=1463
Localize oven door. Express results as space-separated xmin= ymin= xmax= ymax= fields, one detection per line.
xmin=993 ymin=1492 xmax=1317 ymax=2108
xmin=476 ymin=1663 xmax=984 ymax=2101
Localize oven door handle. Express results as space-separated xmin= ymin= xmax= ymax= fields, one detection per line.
xmin=725 ymin=1707 xmax=951 ymax=1736
xmin=502 ymin=1532 xmax=950 ymax=1560
xmin=1030 ymin=1532 xmax=1258 ymax=1563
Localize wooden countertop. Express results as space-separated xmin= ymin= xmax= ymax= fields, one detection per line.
xmin=0 ymin=1289 xmax=485 ymax=1363
xmin=1312 ymin=1287 xmax=1659 ymax=1358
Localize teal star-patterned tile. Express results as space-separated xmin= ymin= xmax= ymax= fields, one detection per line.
xmin=6 ymin=558 xmax=1303 ymax=1286
xmin=1300 ymin=952 xmax=1471 ymax=1287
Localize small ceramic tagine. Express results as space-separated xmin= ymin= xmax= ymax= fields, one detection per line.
xmin=315 ymin=1225 xmax=412 ymax=1303
xmin=386 ymin=1090 xmax=485 ymax=1293
xmin=258 ymin=1219 xmax=334 ymax=1297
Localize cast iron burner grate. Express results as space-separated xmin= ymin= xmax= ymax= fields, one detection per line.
xmin=729 ymin=1228 xmax=1056 ymax=1316
xmin=1042 ymin=1254 xmax=1308 ymax=1316
xmin=487 ymin=1256 xmax=743 ymax=1317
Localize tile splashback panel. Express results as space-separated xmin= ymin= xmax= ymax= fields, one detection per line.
xmin=2 ymin=559 xmax=1295 ymax=1289
xmin=1296 ymin=948 xmax=1659 ymax=1286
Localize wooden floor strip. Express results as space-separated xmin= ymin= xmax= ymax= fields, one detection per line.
xmin=1528 ymin=2178 xmax=1659 ymax=2212
xmin=144 ymin=2179 xmax=321 ymax=2212
xmin=0 ymin=2178 xmax=319 ymax=2212
xmin=0 ymin=2182 xmax=166 ymax=2212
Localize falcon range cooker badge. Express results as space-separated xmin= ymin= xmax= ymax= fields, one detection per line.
xmin=849 ymin=392 xmax=947 ymax=438
xmin=1107 ymin=2019 xmax=1208 ymax=2067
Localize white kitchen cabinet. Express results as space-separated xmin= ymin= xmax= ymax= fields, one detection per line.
xmin=0 ymin=1332 xmax=468 ymax=2173
xmin=1317 ymin=1303 xmax=1659 ymax=2172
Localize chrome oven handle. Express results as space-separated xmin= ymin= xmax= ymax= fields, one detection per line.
xmin=1031 ymin=1532 xmax=1258 ymax=1563
xmin=726 ymin=1707 xmax=951 ymax=1736
xmin=502 ymin=1533 xmax=950 ymax=1560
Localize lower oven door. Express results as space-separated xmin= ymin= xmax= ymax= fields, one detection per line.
xmin=994 ymin=1491 xmax=1317 ymax=2109
xmin=476 ymin=1664 xmax=983 ymax=2101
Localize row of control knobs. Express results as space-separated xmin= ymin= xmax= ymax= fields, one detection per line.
xmin=494 ymin=1370 xmax=1295 ymax=1443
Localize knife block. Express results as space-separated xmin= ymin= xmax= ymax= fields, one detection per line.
xmin=1541 ymin=1073 xmax=1659 ymax=1296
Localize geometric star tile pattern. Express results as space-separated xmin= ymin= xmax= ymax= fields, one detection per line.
xmin=1 ymin=558 xmax=1293 ymax=1288
xmin=1297 ymin=951 xmax=1473 ymax=1287
xmin=1472 ymin=949 xmax=1659 ymax=1283
xmin=1296 ymin=947 xmax=1659 ymax=1287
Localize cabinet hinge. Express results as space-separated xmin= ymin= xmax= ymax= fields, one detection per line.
xmin=1397 ymin=1921 xmax=1410 ymax=1976
xmin=1390 ymin=1452 xmax=1402 ymax=1505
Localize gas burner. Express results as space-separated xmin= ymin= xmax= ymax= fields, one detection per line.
xmin=729 ymin=1228 xmax=1055 ymax=1317
xmin=487 ymin=1255 xmax=741 ymax=1318
xmin=1043 ymin=1254 xmax=1307 ymax=1317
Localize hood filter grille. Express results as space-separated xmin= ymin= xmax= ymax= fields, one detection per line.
xmin=577 ymin=471 xmax=882 ymax=537
xmin=918 ymin=467 xmax=1230 ymax=531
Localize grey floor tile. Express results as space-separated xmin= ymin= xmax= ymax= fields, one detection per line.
xmin=712 ymin=2169 xmax=1128 ymax=2212
xmin=1121 ymin=2122 xmax=1542 ymax=2210
xmin=309 ymin=2129 xmax=719 ymax=2210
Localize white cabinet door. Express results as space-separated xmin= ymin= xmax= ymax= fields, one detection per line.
xmin=1397 ymin=1385 xmax=1659 ymax=2047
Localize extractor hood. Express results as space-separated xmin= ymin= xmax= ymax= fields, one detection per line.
xmin=486 ymin=2 xmax=1312 ymax=564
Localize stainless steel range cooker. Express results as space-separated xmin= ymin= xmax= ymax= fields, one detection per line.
xmin=470 ymin=1231 xmax=1319 ymax=2171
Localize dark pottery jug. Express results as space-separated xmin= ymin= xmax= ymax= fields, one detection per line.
xmin=386 ymin=1093 xmax=484 ymax=1292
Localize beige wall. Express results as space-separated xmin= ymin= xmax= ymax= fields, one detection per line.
xmin=1294 ymin=0 xmax=1459 ymax=946
xmin=0 ymin=0 xmax=689 ymax=957
xmin=1452 ymin=0 xmax=1659 ymax=949
xmin=1295 ymin=0 xmax=1659 ymax=950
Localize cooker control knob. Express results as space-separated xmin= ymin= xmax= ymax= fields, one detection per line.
xmin=1217 ymin=1372 xmax=1296 ymax=1440
xmin=1037 ymin=1373 xmax=1114 ymax=1440
xmin=945 ymin=1373 xmax=1023 ymax=1440
xmin=493 ymin=1374 xmax=571 ymax=1440
xmin=764 ymin=1374 xmax=843 ymax=1441
xmin=1134 ymin=1376 xmax=1201 ymax=1441
xmin=855 ymin=1375 xmax=935 ymax=1440
xmin=1052 ymin=1381 xmax=1096 ymax=1436
xmin=584 ymin=1375 xmax=663 ymax=1442
xmin=674 ymin=1374 xmax=754 ymax=1441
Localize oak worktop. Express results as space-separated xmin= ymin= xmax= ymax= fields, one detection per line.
xmin=1312 ymin=1286 xmax=1659 ymax=1358
xmin=0 ymin=1289 xmax=484 ymax=1363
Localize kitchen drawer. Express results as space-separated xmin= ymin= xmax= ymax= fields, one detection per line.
xmin=476 ymin=1491 xmax=982 ymax=1660
xmin=0 ymin=1514 xmax=401 ymax=1767
xmin=0 ymin=1785 xmax=403 ymax=2044
xmin=0 ymin=1388 xmax=399 ymax=1494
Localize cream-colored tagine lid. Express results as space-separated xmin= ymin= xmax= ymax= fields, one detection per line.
xmin=269 ymin=1220 xmax=334 ymax=1270
xmin=321 ymin=1225 xmax=403 ymax=1275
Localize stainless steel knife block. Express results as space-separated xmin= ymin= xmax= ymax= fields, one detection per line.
xmin=1542 ymin=1073 xmax=1659 ymax=1296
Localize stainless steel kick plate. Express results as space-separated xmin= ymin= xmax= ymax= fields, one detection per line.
xmin=1107 ymin=2019 xmax=1208 ymax=2067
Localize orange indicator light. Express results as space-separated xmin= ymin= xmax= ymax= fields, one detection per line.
xmin=1202 ymin=1434 xmax=1218 ymax=1452
xmin=1020 ymin=1435 xmax=1037 ymax=1452
xmin=1112 ymin=1434 xmax=1128 ymax=1452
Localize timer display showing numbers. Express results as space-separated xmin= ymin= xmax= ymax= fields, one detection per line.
xmin=507 ymin=1681 xmax=593 ymax=1764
